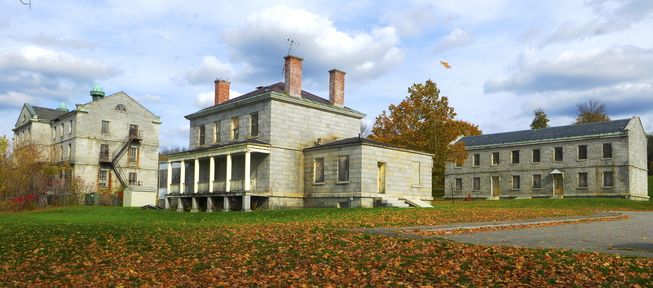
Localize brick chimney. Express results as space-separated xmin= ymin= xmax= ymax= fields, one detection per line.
xmin=284 ymin=55 xmax=303 ymax=98
xmin=329 ymin=69 xmax=345 ymax=107
xmin=214 ymin=79 xmax=230 ymax=105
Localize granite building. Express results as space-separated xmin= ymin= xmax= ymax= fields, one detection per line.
xmin=444 ymin=117 xmax=648 ymax=200
xmin=163 ymin=55 xmax=433 ymax=211
xmin=13 ymin=85 xmax=162 ymax=206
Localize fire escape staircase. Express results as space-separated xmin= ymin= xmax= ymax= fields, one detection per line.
xmin=110 ymin=130 xmax=141 ymax=188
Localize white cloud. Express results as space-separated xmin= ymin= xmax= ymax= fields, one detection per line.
xmin=176 ymin=56 xmax=235 ymax=86
xmin=434 ymin=28 xmax=474 ymax=52
xmin=193 ymin=89 xmax=243 ymax=108
xmin=220 ymin=5 xmax=404 ymax=87
xmin=0 ymin=92 xmax=38 ymax=108
xmin=0 ymin=46 xmax=121 ymax=83
xmin=382 ymin=5 xmax=443 ymax=37
xmin=135 ymin=94 xmax=167 ymax=104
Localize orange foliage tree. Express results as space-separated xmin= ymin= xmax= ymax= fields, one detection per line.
xmin=369 ymin=80 xmax=481 ymax=188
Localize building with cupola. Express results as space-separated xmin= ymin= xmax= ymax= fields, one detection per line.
xmin=13 ymin=85 xmax=162 ymax=206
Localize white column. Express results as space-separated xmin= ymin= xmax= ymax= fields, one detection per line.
xmin=167 ymin=161 xmax=172 ymax=194
xmin=244 ymin=151 xmax=251 ymax=191
xmin=225 ymin=153 xmax=232 ymax=192
xmin=194 ymin=158 xmax=199 ymax=194
xmin=179 ymin=160 xmax=186 ymax=194
xmin=209 ymin=156 xmax=215 ymax=193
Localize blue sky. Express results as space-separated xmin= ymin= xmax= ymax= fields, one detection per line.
xmin=2 ymin=0 xmax=652 ymax=148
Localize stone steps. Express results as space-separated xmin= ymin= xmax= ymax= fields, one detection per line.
xmin=375 ymin=196 xmax=410 ymax=208
xmin=402 ymin=198 xmax=433 ymax=208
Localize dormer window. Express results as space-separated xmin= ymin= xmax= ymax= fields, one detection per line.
xmin=115 ymin=104 xmax=127 ymax=112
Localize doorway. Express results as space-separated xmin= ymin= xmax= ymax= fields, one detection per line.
xmin=377 ymin=162 xmax=386 ymax=194
xmin=491 ymin=176 xmax=500 ymax=197
xmin=554 ymin=176 xmax=564 ymax=196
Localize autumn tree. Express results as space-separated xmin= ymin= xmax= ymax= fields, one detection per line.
xmin=573 ymin=99 xmax=610 ymax=124
xmin=369 ymin=80 xmax=481 ymax=188
xmin=530 ymin=108 xmax=550 ymax=129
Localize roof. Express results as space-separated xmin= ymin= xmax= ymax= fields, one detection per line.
xmin=460 ymin=118 xmax=633 ymax=148
xmin=188 ymin=82 xmax=364 ymax=118
xmin=305 ymin=137 xmax=433 ymax=156
xmin=31 ymin=105 xmax=68 ymax=121
xmin=170 ymin=138 xmax=271 ymax=156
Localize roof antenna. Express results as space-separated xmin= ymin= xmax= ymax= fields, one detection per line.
xmin=19 ymin=0 xmax=31 ymax=10
xmin=285 ymin=33 xmax=301 ymax=56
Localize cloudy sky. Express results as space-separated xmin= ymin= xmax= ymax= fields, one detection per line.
xmin=2 ymin=0 xmax=652 ymax=148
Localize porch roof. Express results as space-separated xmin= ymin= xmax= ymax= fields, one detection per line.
xmin=167 ymin=139 xmax=271 ymax=161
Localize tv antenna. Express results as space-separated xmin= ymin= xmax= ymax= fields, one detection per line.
xmin=285 ymin=33 xmax=301 ymax=56
xmin=19 ymin=0 xmax=31 ymax=10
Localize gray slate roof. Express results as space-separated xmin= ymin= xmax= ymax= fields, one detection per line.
xmin=31 ymin=105 xmax=68 ymax=121
xmin=460 ymin=118 xmax=632 ymax=148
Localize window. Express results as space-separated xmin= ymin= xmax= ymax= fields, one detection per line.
xmin=99 ymin=170 xmax=108 ymax=188
xmin=115 ymin=104 xmax=127 ymax=112
xmin=68 ymin=143 xmax=72 ymax=160
xmin=473 ymin=177 xmax=480 ymax=190
xmin=337 ymin=156 xmax=349 ymax=182
xmin=250 ymin=112 xmax=259 ymax=137
xmin=532 ymin=149 xmax=541 ymax=163
xmin=455 ymin=178 xmax=463 ymax=191
xmin=231 ymin=117 xmax=240 ymax=140
xmin=129 ymin=172 xmax=138 ymax=186
xmin=603 ymin=171 xmax=613 ymax=187
xmin=101 ymin=121 xmax=110 ymax=134
xmin=412 ymin=161 xmax=420 ymax=186
xmin=314 ymin=158 xmax=324 ymax=183
xmin=214 ymin=121 xmax=221 ymax=143
xmin=492 ymin=152 xmax=500 ymax=166
xmin=533 ymin=174 xmax=542 ymax=188
xmin=129 ymin=146 xmax=138 ymax=162
xmin=512 ymin=175 xmax=520 ymax=190
xmin=603 ymin=143 xmax=613 ymax=159
xmin=69 ymin=120 xmax=73 ymax=134
xmin=472 ymin=154 xmax=480 ymax=166
xmin=100 ymin=144 xmax=110 ymax=161
xmin=53 ymin=126 xmax=57 ymax=139
xmin=455 ymin=162 xmax=462 ymax=168
xmin=511 ymin=150 xmax=520 ymax=164
xmin=199 ymin=125 xmax=206 ymax=146
xmin=60 ymin=125 xmax=64 ymax=136
xmin=578 ymin=172 xmax=588 ymax=188
xmin=129 ymin=124 xmax=139 ymax=138
xmin=554 ymin=147 xmax=563 ymax=161
xmin=59 ymin=146 xmax=64 ymax=161
xmin=578 ymin=145 xmax=587 ymax=160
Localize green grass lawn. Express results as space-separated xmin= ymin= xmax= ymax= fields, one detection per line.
xmin=2 ymin=199 xmax=653 ymax=286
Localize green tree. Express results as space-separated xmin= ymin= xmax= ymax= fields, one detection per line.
xmin=573 ymin=99 xmax=610 ymax=124
xmin=530 ymin=108 xmax=550 ymax=129
xmin=369 ymin=80 xmax=482 ymax=188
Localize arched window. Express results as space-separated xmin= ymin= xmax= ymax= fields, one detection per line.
xmin=115 ymin=104 xmax=127 ymax=112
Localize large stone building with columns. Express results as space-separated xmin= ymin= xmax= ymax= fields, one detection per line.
xmin=13 ymin=85 xmax=162 ymax=206
xmin=162 ymin=55 xmax=434 ymax=211
xmin=444 ymin=117 xmax=648 ymax=201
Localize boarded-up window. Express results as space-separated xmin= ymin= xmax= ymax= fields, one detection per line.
xmin=554 ymin=147 xmax=563 ymax=161
xmin=578 ymin=145 xmax=587 ymax=160
xmin=603 ymin=171 xmax=613 ymax=187
xmin=603 ymin=143 xmax=612 ymax=158
xmin=412 ymin=161 xmax=420 ymax=186
xmin=532 ymin=149 xmax=541 ymax=163
xmin=250 ymin=113 xmax=259 ymax=137
xmin=314 ymin=158 xmax=324 ymax=183
xmin=455 ymin=178 xmax=462 ymax=191
xmin=337 ymin=156 xmax=349 ymax=182
xmin=533 ymin=174 xmax=541 ymax=188
xmin=512 ymin=175 xmax=520 ymax=189
xmin=473 ymin=177 xmax=480 ymax=190
xmin=578 ymin=173 xmax=588 ymax=187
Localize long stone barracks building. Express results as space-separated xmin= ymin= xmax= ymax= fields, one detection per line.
xmin=13 ymin=85 xmax=162 ymax=206
xmin=162 ymin=55 xmax=433 ymax=211
xmin=444 ymin=117 xmax=648 ymax=201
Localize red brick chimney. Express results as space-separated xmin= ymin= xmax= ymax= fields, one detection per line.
xmin=329 ymin=69 xmax=345 ymax=107
xmin=284 ymin=55 xmax=303 ymax=98
xmin=214 ymin=79 xmax=230 ymax=105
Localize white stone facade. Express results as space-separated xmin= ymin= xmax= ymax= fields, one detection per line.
xmin=444 ymin=117 xmax=648 ymax=200
xmin=13 ymin=89 xmax=162 ymax=206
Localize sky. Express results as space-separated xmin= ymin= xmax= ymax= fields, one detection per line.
xmin=1 ymin=0 xmax=652 ymax=149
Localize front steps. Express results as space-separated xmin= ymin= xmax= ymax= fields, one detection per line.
xmin=375 ymin=196 xmax=433 ymax=208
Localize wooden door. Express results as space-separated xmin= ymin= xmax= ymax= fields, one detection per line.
xmin=377 ymin=162 xmax=386 ymax=194
xmin=491 ymin=176 xmax=500 ymax=196
xmin=555 ymin=176 xmax=563 ymax=196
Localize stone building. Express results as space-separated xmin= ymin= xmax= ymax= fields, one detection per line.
xmin=163 ymin=55 xmax=433 ymax=211
xmin=444 ymin=117 xmax=648 ymax=200
xmin=13 ymin=85 xmax=162 ymax=206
